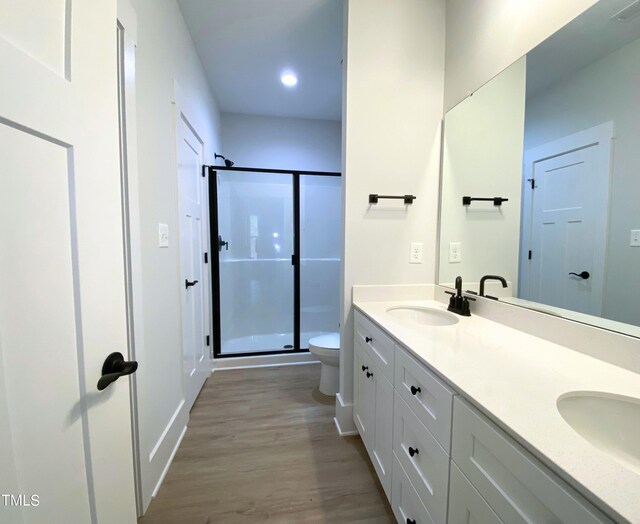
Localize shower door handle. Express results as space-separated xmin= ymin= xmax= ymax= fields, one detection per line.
xmin=218 ymin=235 xmax=228 ymax=252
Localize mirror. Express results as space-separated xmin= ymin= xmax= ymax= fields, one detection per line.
xmin=438 ymin=0 xmax=640 ymax=337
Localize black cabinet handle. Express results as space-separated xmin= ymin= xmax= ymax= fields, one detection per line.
xmin=366 ymin=371 xmax=373 ymax=378
xmin=408 ymin=446 xmax=419 ymax=458
xmin=407 ymin=519 xmax=416 ymax=524
xmin=365 ymin=336 xmax=373 ymax=343
xmin=97 ymin=352 xmax=138 ymax=391
xmin=362 ymin=365 xmax=369 ymax=372
xmin=185 ymin=279 xmax=199 ymax=289
xmin=410 ymin=385 xmax=421 ymax=395
xmin=569 ymin=271 xmax=590 ymax=280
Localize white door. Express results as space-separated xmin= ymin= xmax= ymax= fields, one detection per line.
xmin=521 ymin=123 xmax=613 ymax=315
xmin=176 ymin=107 xmax=209 ymax=411
xmin=0 ymin=1 xmax=137 ymax=523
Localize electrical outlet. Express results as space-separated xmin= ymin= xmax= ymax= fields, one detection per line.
xmin=631 ymin=230 xmax=640 ymax=247
xmin=159 ymin=223 xmax=169 ymax=248
xmin=410 ymin=242 xmax=423 ymax=264
xmin=449 ymin=242 xmax=461 ymax=263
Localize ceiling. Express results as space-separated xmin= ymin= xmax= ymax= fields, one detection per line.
xmin=178 ymin=0 xmax=343 ymax=121
xmin=527 ymin=0 xmax=640 ymax=98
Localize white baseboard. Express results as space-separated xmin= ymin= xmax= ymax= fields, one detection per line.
xmin=151 ymin=424 xmax=187 ymax=498
xmin=139 ymin=400 xmax=189 ymax=514
xmin=335 ymin=392 xmax=356 ymax=435
xmin=212 ymin=352 xmax=319 ymax=371
xmin=148 ymin=400 xmax=185 ymax=461
xmin=334 ymin=416 xmax=358 ymax=436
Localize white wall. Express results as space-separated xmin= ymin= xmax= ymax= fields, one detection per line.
xmin=524 ymin=37 xmax=640 ymax=326
xmin=338 ymin=0 xmax=445 ymax=432
xmin=439 ymin=58 xmax=526 ymax=292
xmin=129 ymin=0 xmax=220 ymax=511
xmin=220 ymin=112 xmax=341 ymax=172
xmin=444 ymin=0 xmax=598 ymax=111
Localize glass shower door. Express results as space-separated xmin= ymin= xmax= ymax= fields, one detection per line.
xmin=299 ymin=175 xmax=342 ymax=348
xmin=216 ymin=171 xmax=294 ymax=355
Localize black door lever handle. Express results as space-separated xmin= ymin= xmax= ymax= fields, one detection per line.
xmin=569 ymin=271 xmax=590 ymax=280
xmin=97 ymin=352 xmax=138 ymax=391
xmin=185 ymin=279 xmax=199 ymax=289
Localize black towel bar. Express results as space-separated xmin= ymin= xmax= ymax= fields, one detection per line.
xmin=462 ymin=196 xmax=508 ymax=206
xmin=369 ymin=194 xmax=416 ymax=204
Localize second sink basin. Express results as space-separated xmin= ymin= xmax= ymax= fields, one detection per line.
xmin=385 ymin=306 xmax=459 ymax=327
xmin=557 ymin=391 xmax=640 ymax=475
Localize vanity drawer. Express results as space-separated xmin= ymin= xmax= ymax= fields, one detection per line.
xmin=354 ymin=310 xmax=394 ymax=381
xmin=395 ymin=345 xmax=455 ymax=453
xmin=392 ymin=455 xmax=434 ymax=524
xmin=451 ymin=397 xmax=612 ymax=524
xmin=393 ymin=393 xmax=449 ymax=524
xmin=448 ymin=462 xmax=503 ymax=524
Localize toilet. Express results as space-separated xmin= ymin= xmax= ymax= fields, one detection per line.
xmin=308 ymin=333 xmax=340 ymax=396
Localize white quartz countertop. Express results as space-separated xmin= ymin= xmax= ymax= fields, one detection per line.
xmin=353 ymin=299 xmax=640 ymax=524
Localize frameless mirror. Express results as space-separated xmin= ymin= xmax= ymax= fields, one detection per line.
xmin=438 ymin=0 xmax=640 ymax=337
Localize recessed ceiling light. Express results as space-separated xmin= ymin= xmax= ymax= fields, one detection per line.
xmin=280 ymin=71 xmax=298 ymax=88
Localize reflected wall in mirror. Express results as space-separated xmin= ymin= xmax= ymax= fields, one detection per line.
xmin=438 ymin=0 xmax=640 ymax=337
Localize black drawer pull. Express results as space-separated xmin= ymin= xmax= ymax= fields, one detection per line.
xmin=366 ymin=371 xmax=373 ymax=378
xmin=365 ymin=336 xmax=373 ymax=343
xmin=407 ymin=519 xmax=416 ymax=524
xmin=361 ymin=365 xmax=369 ymax=372
xmin=408 ymin=446 xmax=419 ymax=458
xmin=410 ymin=385 xmax=421 ymax=395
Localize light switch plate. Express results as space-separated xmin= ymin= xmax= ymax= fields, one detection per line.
xmin=449 ymin=242 xmax=461 ymax=263
xmin=631 ymin=230 xmax=640 ymax=247
xmin=410 ymin=242 xmax=423 ymax=264
xmin=159 ymin=223 xmax=169 ymax=248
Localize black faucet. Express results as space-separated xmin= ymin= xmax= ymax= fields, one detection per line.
xmin=446 ymin=276 xmax=475 ymax=316
xmin=479 ymin=275 xmax=508 ymax=298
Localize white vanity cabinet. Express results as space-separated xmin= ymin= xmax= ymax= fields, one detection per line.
xmin=447 ymin=462 xmax=502 ymax=524
xmin=354 ymin=310 xmax=395 ymax=382
xmin=352 ymin=307 xmax=615 ymax=524
xmin=353 ymin=318 xmax=394 ymax=498
xmin=354 ymin=310 xmax=456 ymax=524
xmin=450 ymin=397 xmax=612 ymax=524
xmin=394 ymin=346 xmax=454 ymax=453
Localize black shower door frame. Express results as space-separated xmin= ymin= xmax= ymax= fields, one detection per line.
xmin=206 ymin=165 xmax=341 ymax=359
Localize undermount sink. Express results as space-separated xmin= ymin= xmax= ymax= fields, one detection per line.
xmin=385 ymin=306 xmax=459 ymax=327
xmin=557 ymin=391 xmax=640 ymax=475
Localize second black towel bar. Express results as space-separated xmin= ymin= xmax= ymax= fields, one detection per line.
xmin=462 ymin=196 xmax=509 ymax=206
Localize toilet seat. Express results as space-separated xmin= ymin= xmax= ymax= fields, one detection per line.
xmin=309 ymin=333 xmax=340 ymax=353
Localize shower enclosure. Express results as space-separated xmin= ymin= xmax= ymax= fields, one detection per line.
xmin=208 ymin=166 xmax=341 ymax=357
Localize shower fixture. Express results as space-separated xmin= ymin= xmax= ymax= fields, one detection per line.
xmin=214 ymin=153 xmax=234 ymax=167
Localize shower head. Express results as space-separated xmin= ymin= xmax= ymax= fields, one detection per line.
xmin=215 ymin=153 xmax=234 ymax=167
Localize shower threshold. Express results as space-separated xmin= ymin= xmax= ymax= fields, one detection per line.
xmin=221 ymin=331 xmax=330 ymax=355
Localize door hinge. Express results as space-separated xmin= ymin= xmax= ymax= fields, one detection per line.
xmin=201 ymin=165 xmax=207 ymax=178
xmin=528 ymin=250 xmax=532 ymax=260
xmin=206 ymin=335 xmax=210 ymax=346
xmin=204 ymin=252 xmax=208 ymax=264
xmin=527 ymin=178 xmax=535 ymax=190
xmin=291 ymin=254 xmax=296 ymax=266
